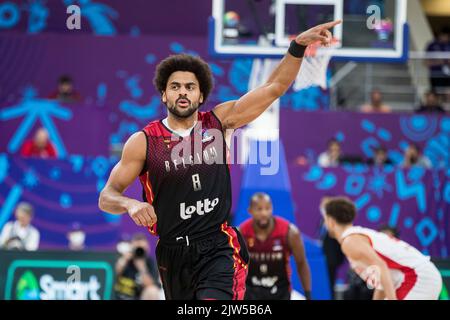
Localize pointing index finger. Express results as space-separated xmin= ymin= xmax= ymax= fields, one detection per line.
xmin=317 ymin=20 xmax=342 ymax=30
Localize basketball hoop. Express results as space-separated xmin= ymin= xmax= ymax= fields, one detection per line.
xmin=293 ymin=38 xmax=340 ymax=91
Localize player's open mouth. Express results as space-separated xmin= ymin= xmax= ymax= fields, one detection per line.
xmin=177 ymin=99 xmax=190 ymax=107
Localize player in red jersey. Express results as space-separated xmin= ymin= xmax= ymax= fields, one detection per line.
xmin=240 ymin=193 xmax=312 ymax=300
xmin=98 ymin=20 xmax=340 ymax=300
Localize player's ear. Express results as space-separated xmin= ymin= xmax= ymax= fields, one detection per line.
xmin=323 ymin=215 xmax=330 ymax=227
xmin=161 ymin=92 xmax=167 ymax=103
xmin=199 ymin=93 xmax=204 ymax=104
xmin=329 ymin=217 xmax=337 ymax=230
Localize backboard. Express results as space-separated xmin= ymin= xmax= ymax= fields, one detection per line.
xmin=209 ymin=0 xmax=408 ymax=62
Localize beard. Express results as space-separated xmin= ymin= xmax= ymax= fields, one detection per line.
xmin=166 ymin=97 xmax=200 ymax=119
xmin=256 ymin=218 xmax=271 ymax=230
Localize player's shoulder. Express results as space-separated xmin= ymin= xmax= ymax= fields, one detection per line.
xmin=270 ymin=216 xmax=292 ymax=239
xmin=199 ymin=109 xmax=224 ymax=130
xmin=341 ymin=233 xmax=372 ymax=255
xmin=142 ymin=119 xmax=165 ymax=137
xmin=121 ymin=131 xmax=147 ymax=161
xmin=125 ymin=131 xmax=147 ymax=146
xmin=239 ymin=218 xmax=253 ymax=229
xmin=274 ymin=216 xmax=292 ymax=231
xmin=274 ymin=216 xmax=291 ymax=225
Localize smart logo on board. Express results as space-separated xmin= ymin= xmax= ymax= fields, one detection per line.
xmin=5 ymin=260 xmax=113 ymax=300
xmin=14 ymin=270 xmax=102 ymax=300
xmin=16 ymin=270 xmax=40 ymax=300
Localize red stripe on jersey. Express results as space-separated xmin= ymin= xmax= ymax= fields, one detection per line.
xmin=139 ymin=172 xmax=158 ymax=236
xmin=221 ymin=223 xmax=248 ymax=300
xmin=147 ymin=223 xmax=158 ymax=236
xmin=375 ymin=251 xmax=418 ymax=300
xmin=139 ymin=171 xmax=155 ymax=204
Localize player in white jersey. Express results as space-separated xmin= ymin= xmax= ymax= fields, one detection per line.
xmin=321 ymin=197 xmax=442 ymax=300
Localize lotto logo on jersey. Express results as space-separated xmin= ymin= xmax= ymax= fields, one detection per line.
xmin=180 ymin=198 xmax=219 ymax=220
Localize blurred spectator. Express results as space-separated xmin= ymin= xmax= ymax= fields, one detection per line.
xmin=318 ymin=139 xmax=342 ymax=168
xmin=67 ymin=223 xmax=86 ymax=251
xmin=425 ymin=28 xmax=450 ymax=95
xmin=295 ymin=155 xmax=309 ymax=166
xmin=116 ymin=236 xmax=132 ymax=255
xmin=360 ymin=89 xmax=392 ymax=113
xmin=379 ymin=225 xmax=400 ymax=238
xmin=0 ymin=202 xmax=40 ymax=251
xmin=114 ymin=233 xmax=162 ymax=300
xmin=415 ymin=91 xmax=446 ymax=113
xmin=48 ymin=75 xmax=82 ymax=103
xmin=401 ymin=144 xmax=432 ymax=169
xmin=367 ymin=146 xmax=393 ymax=166
xmin=20 ymin=128 xmax=57 ymax=159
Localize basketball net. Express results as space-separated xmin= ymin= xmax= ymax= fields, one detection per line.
xmin=293 ymin=38 xmax=339 ymax=91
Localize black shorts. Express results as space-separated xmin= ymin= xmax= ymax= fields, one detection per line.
xmin=155 ymin=223 xmax=249 ymax=300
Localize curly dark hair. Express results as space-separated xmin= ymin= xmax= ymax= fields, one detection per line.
xmin=324 ymin=197 xmax=356 ymax=225
xmin=153 ymin=54 xmax=214 ymax=104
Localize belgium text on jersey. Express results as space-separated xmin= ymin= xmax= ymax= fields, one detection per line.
xmin=166 ymin=123 xmax=280 ymax=176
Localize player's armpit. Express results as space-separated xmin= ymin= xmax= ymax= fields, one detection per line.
xmin=213 ymin=100 xmax=237 ymax=130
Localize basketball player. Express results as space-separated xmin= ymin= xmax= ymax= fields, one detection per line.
xmin=98 ymin=20 xmax=341 ymax=300
xmin=322 ymin=197 xmax=443 ymax=300
xmin=239 ymin=193 xmax=312 ymax=300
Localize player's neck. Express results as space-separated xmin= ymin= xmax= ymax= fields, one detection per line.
xmin=254 ymin=218 xmax=275 ymax=240
xmin=166 ymin=112 xmax=198 ymax=131
xmin=335 ymin=224 xmax=353 ymax=244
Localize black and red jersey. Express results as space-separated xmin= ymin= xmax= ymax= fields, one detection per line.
xmin=138 ymin=110 xmax=232 ymax=241
xmin=239 ymin=216 xmax=292 ymax=299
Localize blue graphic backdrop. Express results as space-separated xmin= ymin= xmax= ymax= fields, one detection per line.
xmin=281 ymin=111 xmax=450 ymax=169
xmin=0 ymin=154 xmax=120 ymax=249
xmin=0 ymin=32 xmax=330 ymax=156
xmin=289 ymin=165 xmax=450 ymax=258
xmin=0 ymin=0 xmax=211 ymax=36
